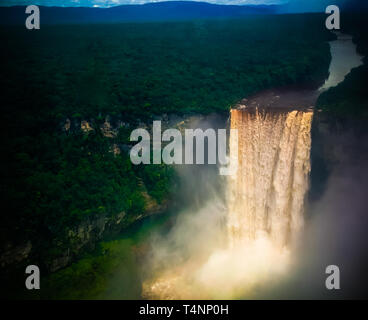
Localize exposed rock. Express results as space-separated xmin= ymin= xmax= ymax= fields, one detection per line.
xmin=64 ymin=118 xmax=71 ymax=132
xmin=81 ymin=120 xmax=94 ymax=133
xmin=100 ymin=119 xmax=117 ymax=138
xmin=34 ymin=113 xmax=202 ymax=273
xmin=44 ymin=197 xmax=170 ymax=273
xmin=0 ymin=241 xmax=32 ymax=268
xmin=138 ymin=178 xmax=168 ymax=215
xmin=47 ymin=212 xmax=127 ymax=272
xmin=111 ymin=143 xmax=121 ymax=155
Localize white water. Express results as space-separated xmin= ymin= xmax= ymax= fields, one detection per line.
xmin=228 ymin=109 xmax=313 ymax=249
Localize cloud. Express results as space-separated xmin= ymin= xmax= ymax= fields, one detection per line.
xmin=1 ymin=0 xmax=366 ymax=12
xmin=280 ymin=0 xmax=349 ymax=13
xmin=0 ymin=0 xmax=288 ymax=8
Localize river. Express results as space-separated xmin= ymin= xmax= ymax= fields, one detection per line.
xmin=320 ymin=32 xmax=363 ymax=92
xmin=41 ymin=32 xmax=364 ymax=300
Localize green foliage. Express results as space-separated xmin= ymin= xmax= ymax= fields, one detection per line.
xmin=39 ymin=239 xmax=141 ymax=299
xmin=137 ymin=164 xmax=178 ymax=203
xmin=116 ymin=126 xmax=132 ymax=144
xmin=317 ymin=65 xmax=368 ymax=119
xmin=0 ymin=15 xmax=332 ymax=265
xmin=0 ymin=15 xmax=331 ymax=122
xmin=0 ymin=131 xmax=146 ymax=242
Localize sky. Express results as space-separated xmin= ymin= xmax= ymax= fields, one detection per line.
xmin=0 ymin=1 xmax=288 ymax=7
xmin=0 ymin=0 xmax=357 ymax=12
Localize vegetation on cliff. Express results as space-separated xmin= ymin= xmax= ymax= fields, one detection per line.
xmin=0 ymin=14 xmax=333 ymax=274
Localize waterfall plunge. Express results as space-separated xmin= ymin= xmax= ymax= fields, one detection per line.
xmin=228 ymin=108 xmax=313 ymax=249
xmin=143 ymin=108 xmax=314 ymax=299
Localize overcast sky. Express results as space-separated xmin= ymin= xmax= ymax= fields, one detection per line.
xmin=0 ymin=0 xmax=354 ymax=12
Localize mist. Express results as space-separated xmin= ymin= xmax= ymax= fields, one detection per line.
xmin=253 ymin=126 xmax=368 ymax=299
xmin=139 ymin=113 xmax=368 ymax=299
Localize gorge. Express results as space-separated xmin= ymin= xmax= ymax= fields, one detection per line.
xmin=140 ymin=31 xmax=364 ymax=299
xmin=13 ymin=27 xmax=365 ymax=300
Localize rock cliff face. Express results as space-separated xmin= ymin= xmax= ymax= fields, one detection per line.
xmin=47 ymin=195 xmax=169 ymax=272
xmin=44 ymin=113 xmax=208 ymax=272
xmin=1 ymin=113 xmax=203 ymax=274
xmin=0 ymin=189 xmax=169 ymax=273
xmin=309 ymin=111 xmax=331 ymax=203
xmin=0 ymin=115 xmax=173 ymax=274
xmin=309 ymin=110 xmax=368 ymax=204
xmin=0 ymin=241 xmax=32 ymax=269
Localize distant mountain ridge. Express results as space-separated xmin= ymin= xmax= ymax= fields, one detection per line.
xmin=0 ymin=1 xmax=282 ymax=25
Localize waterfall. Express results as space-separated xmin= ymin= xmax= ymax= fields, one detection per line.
xmin=144 ymin=107 xmax=314 ymax=299
xmin=227 ymin=108 xmax=313 ymax=249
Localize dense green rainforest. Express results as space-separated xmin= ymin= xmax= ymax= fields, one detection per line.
xmin=3 ymin=12 xmax=368 ymax=299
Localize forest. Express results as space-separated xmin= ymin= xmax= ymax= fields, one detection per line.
xmin=0 ymin=13 xmax=334 ymax=282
